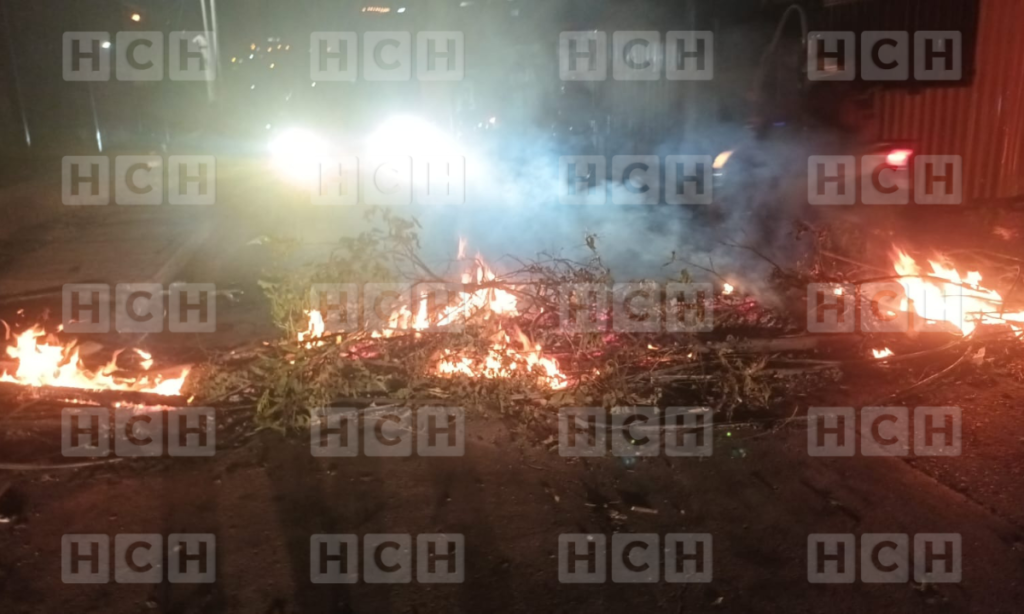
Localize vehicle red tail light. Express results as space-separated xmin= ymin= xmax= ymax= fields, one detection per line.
xmin=885 ymin=148 xmax=913 ymax=167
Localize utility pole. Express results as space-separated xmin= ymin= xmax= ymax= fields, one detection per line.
xmin=198 ymin=0 xmax=222 ymax=101
xmin=0 ymin=0 xmax=31 ymax=148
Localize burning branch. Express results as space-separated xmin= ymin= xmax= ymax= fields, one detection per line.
xmin=176 ymin=213 xmax=1024 ymax=433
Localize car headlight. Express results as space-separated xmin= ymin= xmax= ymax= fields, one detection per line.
xmin=268 ymin=128 xmax=330 ymax=186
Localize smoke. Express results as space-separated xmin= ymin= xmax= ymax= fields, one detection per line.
xmin=290 ymin=5 xmax=838 ymax=303
xmin=396 ymin=123 xmax=823 ymax=303
xmin=288 ymin=118 xmax=832 ymax=307
xmin=396 ymin=9 xmax=827 ymax=301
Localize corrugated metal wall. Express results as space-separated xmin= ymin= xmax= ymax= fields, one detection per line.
xmin=874 ymin=0 xmax=1024 ymax=201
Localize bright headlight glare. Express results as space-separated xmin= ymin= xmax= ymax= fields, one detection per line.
xmin=269 ymin=128 xmax=329 ymax=185
xmin=366 ymin=115 xmax=460 ymax=156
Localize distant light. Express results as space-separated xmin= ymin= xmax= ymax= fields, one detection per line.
xmin=269 ymin=63 xmax=275 ymax=68
xmin=130 ymin=13 xmax=141 ymax=22
xmin=459 ymin=1 xmax=472 ymax=6
xmin=713 ymin=150 xmax=734 ymax=170
xmin=311 ymin=82 xmax=317 ymax=87
xmin=285 ymin=45 xmax=290 ymax=50
xmin=265 ymin=124 xmax=272 ymax=130
xmin=397 ymin=7 xmax=406 ymax=12
xmin=277 ymin=44 xmax=282 ymax=50
xmin=249 ymin=54 xmax=254 ymax=59
xmin=231 ymin=57 xmax=237 ymax=63
xmin=489 ymin=117 xmax=496 ymax=124
xmin=251 ymin=43 xmax=256 ymax=50
xmin=101 ymin=41 xmax=111 ymax=49
xmin=362 ymin=6 xmax=391 ymax=12
xmin=886 ymin=148 xmax=913 ymax=167
xmin=267 ymin=47 xmax=272 ymax=52
xmin=250 ymin=84 xmax=256 ymax=90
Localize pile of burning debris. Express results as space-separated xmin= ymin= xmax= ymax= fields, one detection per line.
xmin=1 ymin=213 xmax=1023 ymax=434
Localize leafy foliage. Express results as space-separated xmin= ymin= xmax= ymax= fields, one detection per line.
xmin=189 ymin=210 xmax=802 ymax=431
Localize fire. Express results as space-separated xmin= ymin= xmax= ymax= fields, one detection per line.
xmin=297 ymin=309 xmax=326 ymax=344
xmin=891 ymin=248 xmax=1024 ymax=336
xmin=298 ymin=239 xmax=568 ymax=389
xmin=872 ymin=347 xmax=894 ymax=359
xmin=134 ymin=348 xmax=154 ymax=370
xmin=437 ymin=327 xmax=567 ymax=390
xmin=722 ymin=283 xmax=734 ymax=295
xmin=0 ymin=326 xmax=189 ymax=396
xmin=458 ymin=255 xmax=519 ymax=316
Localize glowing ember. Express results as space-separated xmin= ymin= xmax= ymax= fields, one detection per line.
xmin=0 ymin=326 xmax=189 ymax=396
xmin=891 ymin=248 xmax=1024 ymax=337
xmin=872 ymin=347 xmax=894 ymax=359
xmin=722 ymin=283 xmax=734 ymax=295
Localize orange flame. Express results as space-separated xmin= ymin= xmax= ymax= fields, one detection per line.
xmin=872 ymin=347 xmax=894 ymax=359
xmin=437 ymin=327 xmax=567 ymax=390
xmin=297 ymin=309 xmax=326 ymax=345
xmin=891 ymin=248 xmax=1024 ymax=336
xmin=0 ymin=326 xmax=189 ymax=396
xmin=297 ymin=239 xmax=567 ymax=389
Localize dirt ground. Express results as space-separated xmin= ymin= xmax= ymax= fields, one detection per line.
xmin=2 ymin=204 xmax=1024 ymax=613
xmin=2 ymin=362 xmax=1024 ymax=613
